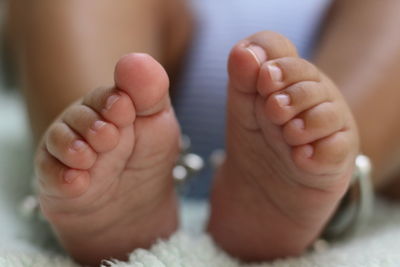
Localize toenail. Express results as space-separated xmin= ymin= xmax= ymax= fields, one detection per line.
xmin=302 ymin=145 xmax=314 ymax=158
xmin=105 ymin=94 xmax=120 ymax=110
xmin=71 ymin=140 xmax=87 ymax=152
xmin=63 ymin=169 xmax=80 ymax=184
xmin=267 ymin=63 xmax=283 ymax=82
xmin=275 ymin=94 xmax=290 ymax=106
xmin=246 ymin=44 xmax=267 ymax=65
xmin=292 ymin=118 xmax=305 ymax=129
xmin=91 ymin=120 xmax=106 ymax=132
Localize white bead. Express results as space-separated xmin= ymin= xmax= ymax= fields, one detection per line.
xmin=173 ymin=165 xmax=188 ymax=182
xmin=182 ymin=153 xmax=204 ymax=172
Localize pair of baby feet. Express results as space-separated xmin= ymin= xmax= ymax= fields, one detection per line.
xmin=35 ymin=31 xmax=359 ymax=265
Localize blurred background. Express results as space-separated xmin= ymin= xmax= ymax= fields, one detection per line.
xmin=0 ymin=1 xmax=33 ymax=204
xmin=0 ymin=2 xmax=67 ymax=253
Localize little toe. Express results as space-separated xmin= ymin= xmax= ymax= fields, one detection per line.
xmin=45 ymin=122 xmax=97 ymax=170
xmin=258 ymin=57 xmax=321 ymax=97
xmin=264 ymin=81 xmax=331 ymax=125
xmin=36 ymin=147 xmax=90 ymax=198
xmin=283 ymin=102 xmax=345 ymax=146
xmin=63 ymin=105 xmax=120 ymax=153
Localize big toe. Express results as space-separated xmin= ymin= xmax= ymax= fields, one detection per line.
xmin=114 ymin=53 xmax=171 ymax=116
xmin=228 ymin=31 xmax=298 ymax=94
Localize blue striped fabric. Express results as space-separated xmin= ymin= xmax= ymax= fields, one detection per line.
xmin=173 ymin=0 xmax=332 ymax=199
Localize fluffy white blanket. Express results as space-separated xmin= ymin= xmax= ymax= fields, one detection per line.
xmin=1 ymin=91 xmax=400 ymax=267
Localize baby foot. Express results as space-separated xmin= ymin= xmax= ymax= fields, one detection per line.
xmin=35 ymin=54 xmax=180 ymax=265
xmin=208 ymin=31 xmax=359 ymax=261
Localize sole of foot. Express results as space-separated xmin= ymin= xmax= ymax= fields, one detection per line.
xmin=36 ymin=53 xmax=180 ymax=265
xmin=207 ymin=31 xmax=359 ymax=261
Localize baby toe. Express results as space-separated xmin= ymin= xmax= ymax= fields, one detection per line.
xmin=292 ymin=130 xmax=356 ymax=177
xmin=35 ymin=147 xmax=90 ymax=199
xmin=83 ymin=87 xmax=136 ymax=128
xmin=283 ymin=102 xmax=345 ymax=146
xmin=63 ymin=104 xmax=120 ymax=153
xmin=258 ymin=57 xmax=321 ymax=97
xmin=45 ymin=122 xmax=97 ymax=170
xmin=228 ymin=31 xmax=298 ymax=94
xmin=264 ymin=81 xmax=331 ymax=125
